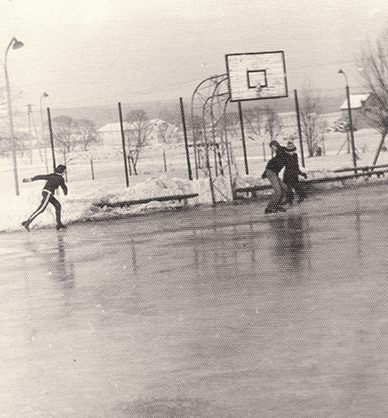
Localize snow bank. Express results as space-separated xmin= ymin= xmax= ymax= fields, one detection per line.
xmin=235 ymin=167 xmax=388 ymax=197
xmin=2 ymin=174 xmax=233 ymax=233
xmin=4 ymin=167 xmax=386 ymax=234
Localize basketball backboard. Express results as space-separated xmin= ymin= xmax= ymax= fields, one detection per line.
xmin=225 ymin=51 xmax=288 ymax=102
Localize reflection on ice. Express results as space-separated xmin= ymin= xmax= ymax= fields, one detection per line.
xmin=2 ymin=185 xmax=388 ymax=417
xmin=267 ymin=214 xmax=309 ymax=277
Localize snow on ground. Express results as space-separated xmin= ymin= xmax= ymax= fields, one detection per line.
xmin=2 ymin=126 xmax=388 ymax=233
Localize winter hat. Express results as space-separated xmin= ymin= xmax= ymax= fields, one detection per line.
xmin=55 ymin=164 xmax=67 ymax=174
xmin=286 ymin=141 xmax=297 ymax=151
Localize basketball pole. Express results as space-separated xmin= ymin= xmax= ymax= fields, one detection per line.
xmin=238 ymin=101 xmax=249 ymax=175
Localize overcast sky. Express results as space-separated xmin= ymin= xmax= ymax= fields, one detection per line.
xmin=0 ymin=0 xmax=387 ymax=110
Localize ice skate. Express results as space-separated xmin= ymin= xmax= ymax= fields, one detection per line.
xmin=21 ymin=221 xmax=30 ymax=232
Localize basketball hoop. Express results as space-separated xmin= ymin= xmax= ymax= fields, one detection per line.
xmin=225 ymin=51 xmax=288 ymax=102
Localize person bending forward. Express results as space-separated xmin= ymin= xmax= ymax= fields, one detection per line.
xmin=262 ymin=141 xmax=289 ymax=214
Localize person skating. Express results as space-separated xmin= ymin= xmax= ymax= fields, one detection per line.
xmin=262 ymin=140 xmax=289 ymax=214
xmin=21 ymin=165 xmax=68 ymax=231
xmin=283 ymin=141 xmax=307 ymax=205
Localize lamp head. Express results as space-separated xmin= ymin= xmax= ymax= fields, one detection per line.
xmin=12 ymin=38 xmax=24 ymax=50
xmin=338 ymin=69 xmax=344 ymax=74
xmin=43 ymin=92 xmax=49 ymax=98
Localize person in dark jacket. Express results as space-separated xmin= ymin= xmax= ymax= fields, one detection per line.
xmin=21 ymin=165 xmax=68 ymax=231
xmin=283 ymin=141 xmax=307 ymax=204
xmin=262 ymin=140 xmax=289 ymax=213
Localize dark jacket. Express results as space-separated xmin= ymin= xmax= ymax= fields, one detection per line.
xmin=31 ymin=173 xmax=68 ymax=195
xmin=265 ymin=146 xmax=288 ymax=174
xmin=283 ymin=152 xmax=304 ymax=185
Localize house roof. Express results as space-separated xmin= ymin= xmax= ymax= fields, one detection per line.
xmin=98 ymin=119 xmax=168 ymax=133
xmin=340 ymin=93 xmax=371 ymax=110
xmin=98 ymin=122 xmax=127 ymax=132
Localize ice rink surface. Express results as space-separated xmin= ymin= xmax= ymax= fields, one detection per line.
xmin=2 ymin=183 xmax=388 ymax=417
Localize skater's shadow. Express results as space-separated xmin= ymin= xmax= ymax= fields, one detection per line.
xmin=267 ymin=214 xmax=310 ymax=278
xmin=25 ymin=233 xmax=75 ymax=289
xmin=55 ymin=234 xmax=75 ymax=288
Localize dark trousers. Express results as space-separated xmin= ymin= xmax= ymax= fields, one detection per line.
xmin=285 ymin=181 xmax=306 ymax=204
xmin=27 ymin=190 xmax=62 ymax=225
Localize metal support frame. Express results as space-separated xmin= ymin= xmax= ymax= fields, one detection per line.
xmin=191 ymin=74 xmax=236 ymax=204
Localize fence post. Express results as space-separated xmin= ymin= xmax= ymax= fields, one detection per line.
xmin=163 ymin=150 xmax=167 ymax=172
xmin=118 ymin=102 xmax=129 ymax=187
xmin=90 ymin=156 xmax=95 ymax=180
xmin=179 ymin=97 xmax=193 ymax=180
xmin=294 ymin=89 xmax=305 ymax=168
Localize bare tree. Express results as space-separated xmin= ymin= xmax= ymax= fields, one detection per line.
xmin=157 ymin=106 xmax=182 ymax=143
xmin=264 ymin=104 xmax=283 ymax=142
xmin=244 ymin=106 xmax=265 ymax=138
xmin=188 ymin=114 xmax=205 ymax=144
xmin=298 ymin=87 xmax=324 ymax=157
xmin=52 ymin=116 xmax=79 ymax=153
xmin=358 ymin=28 xmax=388 ymax=164
xmin=215 ymin=112 xmax=239 ymax=143
xmin=157 ymin=104 xmax=181 ymax=126
xmin=77 ymin=119 xmax=100 ymax=151
xmin=156 ymin=121 xmax=180 ymax=144
xmin=0 ymin=132 xmax=26 ymax=157
xmin=125 ymin=109 xmax=152 ymax=175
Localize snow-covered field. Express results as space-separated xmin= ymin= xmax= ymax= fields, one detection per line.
xmin=2 ymin=123 xmax=388 ymax=233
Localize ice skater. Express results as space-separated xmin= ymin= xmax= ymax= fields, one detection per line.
xmin=262 ymin=140 xmax=289 ymax=214
xmin=21 ymin=165 xmax=68 ymax=231
xmin=283 ymin=141 xmax=307 ymax=205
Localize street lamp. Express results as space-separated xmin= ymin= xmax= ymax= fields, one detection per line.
xmin=40 ymin=92 xmax=49 ymax=173
xmin=338 ymin=69 xmax=357 ymax=171
xmin=2 ymin=37 xmax=24 ymax=196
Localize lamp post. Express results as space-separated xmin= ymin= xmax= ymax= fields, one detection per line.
xmin=2 ymin=37 xmax=24 ymax=196
xmin=40 ymin=92 xmax=49 ymax=173
xmin=338 ymin=69 xmax=357 ymax=171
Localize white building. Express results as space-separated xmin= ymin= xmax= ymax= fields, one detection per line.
xmin=339 ymin=93 xmax=374 ymax=130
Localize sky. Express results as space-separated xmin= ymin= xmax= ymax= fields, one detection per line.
xmin=0 ymin=0 xmax=387 ymax=111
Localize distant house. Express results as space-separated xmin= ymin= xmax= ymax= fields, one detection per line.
xmin=340 ymin=93 xmax=376 ymax=130
xmin=98 ymin=122 xmax=124 ymax=147
xmin=98 ymin=119 xmax=180 ymax=147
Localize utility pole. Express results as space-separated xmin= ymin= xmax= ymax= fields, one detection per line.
xmin=27 ymin=104 xmax=39 ymax=164
xmin=338 ymin=69 xmax=357 ymax=172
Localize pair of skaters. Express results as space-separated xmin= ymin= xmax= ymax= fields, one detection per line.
xmin=262 ymin=140 xmax=307 ymax=214
xmin=21 ymin=165 xmax=68 ymax=231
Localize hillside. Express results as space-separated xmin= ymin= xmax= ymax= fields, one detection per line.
xmin=48 ymin=95 xmax=345 ymax=128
